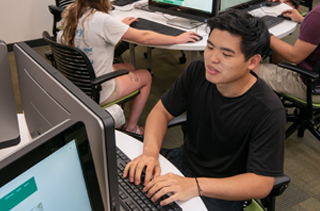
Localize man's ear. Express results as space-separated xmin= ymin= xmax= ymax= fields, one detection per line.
xmin=248 ymin=54 xmax=262 ymax=70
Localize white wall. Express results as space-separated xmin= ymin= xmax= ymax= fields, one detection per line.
xmin=0 ymin=0 xmax=55 ymax=44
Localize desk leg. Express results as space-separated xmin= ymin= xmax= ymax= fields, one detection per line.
xmin=129 ymin=43 xmax=135 ymax=66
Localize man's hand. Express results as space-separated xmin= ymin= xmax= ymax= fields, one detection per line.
xmin=123 ymin=154 xmax=161 ymax=185
xmin=143 ymin=173 xmax=198 ymax=206
xmin=121 ymin=17 xmax=138 ymax=25
xmin=281 ymin=9 xmax=304 ymax=23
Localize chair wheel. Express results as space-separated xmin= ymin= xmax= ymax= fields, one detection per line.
xmin=179 ymin=56 xmax=187 ymax=64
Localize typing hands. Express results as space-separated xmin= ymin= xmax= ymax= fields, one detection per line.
xmin=123 ymin=154 xmax=198 ymax=206
xmin=143 ymin=173 xmax=198 ymax=206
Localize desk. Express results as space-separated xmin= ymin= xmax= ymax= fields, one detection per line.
xmin=0 ymin=114 xmax=207 ymax=211
xmin=115 ymin=131 xmax=207 ymax=210
xmin=111 ymin=0 xmax=297 ymax=68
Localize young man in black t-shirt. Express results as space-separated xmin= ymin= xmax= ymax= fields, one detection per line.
xmin=123 ymin=9 xmax=286 ymax=210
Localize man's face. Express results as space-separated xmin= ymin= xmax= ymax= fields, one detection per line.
xmin=204 ymin=29 xmax=257 ymax=91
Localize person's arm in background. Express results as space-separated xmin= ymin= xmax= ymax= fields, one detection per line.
xmin=121 ymin=17 xmax=201 ymax=45
xmin=269 ymin=9 xmax=317 ymax=64
xmin=270 ymin=36 xmax=317 ymax=64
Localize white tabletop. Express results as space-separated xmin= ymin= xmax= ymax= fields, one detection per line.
xmin=111 ymin=0 xmax=297 ymax=52
xmin=0 ymin=114 xmax=31 ymax=160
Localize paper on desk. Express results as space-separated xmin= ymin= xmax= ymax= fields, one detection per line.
xmin=249 ymin=3 xmax=292 ymax=17
xmin=261 ymin=3 xmax=291 ymax=15
xmin=249 ymin=8 xmax=267 ymax=17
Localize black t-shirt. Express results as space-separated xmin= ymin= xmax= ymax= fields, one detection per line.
xmin=161 ymin=59 xmax=286 ymax=178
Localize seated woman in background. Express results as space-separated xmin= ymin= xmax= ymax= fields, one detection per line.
xmin=58 ymin=0 xmax=200 ymax=135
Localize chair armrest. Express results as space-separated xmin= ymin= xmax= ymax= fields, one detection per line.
xmin=278 ymin=62 xmax=319 ymax=80
xmin=91 ymin=69 xmax=129 ymax=86
xmin=260 ymin=174 xmax=290 ymax=211
xmin=168 ymin=115 xmax=187 ymax=128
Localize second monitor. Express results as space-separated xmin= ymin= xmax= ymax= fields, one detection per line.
xmin=148 ymin=0 xmax=219 ymax=28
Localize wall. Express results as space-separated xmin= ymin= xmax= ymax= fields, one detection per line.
xmin=0 ymin=0 xmax=55 ymax=44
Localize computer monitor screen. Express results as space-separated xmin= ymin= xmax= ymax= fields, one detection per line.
xmin=0 ymin=121 xmax=104 ymax=211
xmin=13 ymin=42 xmax=119 ymax=210
xmin=148 ymin=0 xmax=219 ymax=28
xmin=219 ymin=0 xmax=266 ymax=12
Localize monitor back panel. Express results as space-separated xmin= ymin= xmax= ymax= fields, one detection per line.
xmin=0 ymin=40 xmax=20 ymax=149
xmin=13 ymin=42 xmax=119 ymax=210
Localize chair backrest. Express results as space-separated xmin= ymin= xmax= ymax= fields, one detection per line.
xmin=42 ymin=31 xmax=100 ymax=102
xmin=311 ymin=54 xmax=320 ymax=93
xmin=55 ymin=0 xmax=74 ymax=8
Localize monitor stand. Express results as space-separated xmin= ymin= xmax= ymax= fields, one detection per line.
xmin=166 ymin=17 xmax=202 ymax=29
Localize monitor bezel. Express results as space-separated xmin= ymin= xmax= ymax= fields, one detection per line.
xmin=0 ymin=120 xmax=105 ymax=211
xmin=148 ymin=0 xmax=219 ymax=22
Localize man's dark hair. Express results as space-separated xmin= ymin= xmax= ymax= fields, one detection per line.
xmin=207 ymin=9 xmax=270 ymax=61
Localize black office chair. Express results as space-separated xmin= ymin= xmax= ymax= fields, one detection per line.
xmin=276 ymin=56 xmax=320 ymax=140
xmin=42 ymin=31 xmax=139 ymax=108
xmin=299 ymin=0 xmax=313 ymax=11
xmin=48 ymin=0 xmax=74 ymax=37
xmin=167 ymin=115 xmax=290 ymax=211
xmin=42 ymin=31 xmax=143 ymax=140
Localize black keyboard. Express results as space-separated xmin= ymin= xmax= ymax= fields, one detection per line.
xmin=260 ymin=15 xmax=284 ymax=28
xmin=113 ymin=0 xmax=139 ymax=6
xmin=117 ymin=148 xmax=182 ymax=211
xmin=130 ymin=18 xmax=185 ymax=36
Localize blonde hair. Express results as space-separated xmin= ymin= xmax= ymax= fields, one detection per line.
xmin=60 ymin=0 xmax=112 ymax=46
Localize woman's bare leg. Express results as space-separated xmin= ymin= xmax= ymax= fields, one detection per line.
xmin=113 ymin=63 xmax=152 ymax=133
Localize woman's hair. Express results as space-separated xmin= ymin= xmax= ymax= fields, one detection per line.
xmin=60 ymin=0 xmax=112 ymax=46
xmin=207 ymin=9 xmax=270 ymax=61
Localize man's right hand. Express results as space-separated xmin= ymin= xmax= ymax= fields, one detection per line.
xmin=123 ymin=154 xmax=161 ymax=186
xmin=281 ymin=9 xmax=304 ymax=23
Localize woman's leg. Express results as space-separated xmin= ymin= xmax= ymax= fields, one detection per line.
xmin=113 ymin=63 xmax=152 ymax=133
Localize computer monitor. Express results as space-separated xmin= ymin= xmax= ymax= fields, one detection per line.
xmin=0 ymin=120 xmax=105 ymax=211
xmin=13 ymin=42 xmax=119 ymax=210
xmin=148 ymin=0 xmax=219 ymax=28
xmin=219 ymin=0 xmax=266 ymax=12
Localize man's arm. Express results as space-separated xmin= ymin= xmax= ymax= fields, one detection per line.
xmin=123 ymin=100 xmax=175 ymax=185
xmin=144 ymin=172 xmax=275 ymax=206
xmin=270 ymin=35 xmax=317 ymax=64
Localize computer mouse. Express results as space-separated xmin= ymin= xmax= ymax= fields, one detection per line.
xmin=277 ymin=14 xmax=291 ymax=21
xmin=265 ymin=1 xmax=281 ymax=6
xmin=194 ymin=35 xmax=203 ymax=42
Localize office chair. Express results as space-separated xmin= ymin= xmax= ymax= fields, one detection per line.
xmin=300 ymin=0 xmax=313 ymax=11
xmin=42 ymin=31 xmax=143 ymax=141
xmin=48 ymin=0 xmax=74 ymax=37
xmin=276 ymin=56 xmax=320 ymax=141
xmin=167 ymin=115 xmax=290 ymax=211
xmin=42 ymin=31 xmax=139 ymax=109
